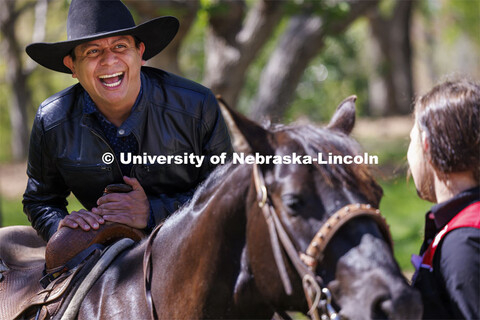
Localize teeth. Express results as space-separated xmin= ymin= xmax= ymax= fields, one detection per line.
xmin=98 ymin=72 xmax=123 ymax=79
xmin=104 ymin=79 xmax=122 ymax=87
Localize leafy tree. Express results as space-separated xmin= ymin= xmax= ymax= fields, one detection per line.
xmin=366 ymin=0 xmax=415 ymax=115
xmin=0 ymin=0 xmax=43 ymax=160
xmin=125 ymin=0 xmax=380 ymax=121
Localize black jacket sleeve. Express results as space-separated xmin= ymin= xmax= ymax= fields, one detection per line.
xmin=147 ymin=91 xmax=232 ymax=226
xmin=23 ymin=113 xmax=70 ymax=241
xmin=438 ymin=228 xmax=480 ymax=319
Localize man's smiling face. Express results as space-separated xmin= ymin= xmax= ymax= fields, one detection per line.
xmin=63 ymin=35 xmax=145 ymax=111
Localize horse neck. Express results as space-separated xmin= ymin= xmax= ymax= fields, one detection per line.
xmin=158 ymin=163 xmax=252 ymax=242
xmin=150 ymin=163 xmax=258 ymax=318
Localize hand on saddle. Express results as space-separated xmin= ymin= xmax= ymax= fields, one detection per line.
xmin=58 ymin=209 xmax=105 ymax=231
xmin=91 ymin=176 xmax=150 ymax=229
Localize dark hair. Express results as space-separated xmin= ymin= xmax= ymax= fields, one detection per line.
xmin=414 ymin=79 xmax=480 ymax=181
xmin=68 ymin=36 xmax=142 ymax=61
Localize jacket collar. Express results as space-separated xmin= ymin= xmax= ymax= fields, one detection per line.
xmin=79 ymin=71 xmax=149 ymax=143
xmin=420 ymin=186 xmax=479 ymax=253
xmin=430 ymin=186 xmax=480 ymax=230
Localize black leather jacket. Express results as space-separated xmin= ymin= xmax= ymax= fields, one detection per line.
xmin=23 ymin=67 xmax=233 ymax=241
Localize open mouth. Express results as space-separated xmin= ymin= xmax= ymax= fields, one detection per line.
xmin=98 ymin=72 xmax=124 ymax=88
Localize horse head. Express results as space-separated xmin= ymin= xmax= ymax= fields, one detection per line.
xmin=219 ymin=96 xmax=422 ymax=319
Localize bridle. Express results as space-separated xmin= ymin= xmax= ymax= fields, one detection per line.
xmin=252 ymin=163 xmax=393 ymax=320
xmin=143 ymin=162 xmax=393 ymax=320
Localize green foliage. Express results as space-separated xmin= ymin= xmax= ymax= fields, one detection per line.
xmin=178 ymin=6 xmax=209 ymax=83
xmin=437 ymin=0 xmax=480 ymax=46
xmin=29 ymin=68 xmax=76 ymax=113
xmin=283 ymin=0 xmax=351 ymax=22
xmin=286 ymin=18 xmax=370 ymax=122
xmin=379 ymin=177 xmax=430 ymax=271
xmin=359 ymin=136 xmax=409 ymax=168
xmin=237 ymin=18 xmax=290 ymax=115
xmin=203 ymin=1 xmax=234 ymax=17
xmin=1 ymin=193 xmax=84 ymax=227
xmin=414 ymin=0 xmax=479 ymax=83
xmin=1 ymin=196 xmax=28 ymax=226
xmin=378 ymin=0 xmax=397 ymax=17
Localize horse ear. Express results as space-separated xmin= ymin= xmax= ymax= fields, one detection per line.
xmin=327 ymin=95 xmax=356 ymax=135
xmin=217 ymin=96 xmax=273 ymax=154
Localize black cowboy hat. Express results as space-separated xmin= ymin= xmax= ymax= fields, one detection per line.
xmin=26 ymin=0 xmax=179 ymax=74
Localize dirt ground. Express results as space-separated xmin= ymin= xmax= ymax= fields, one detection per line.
xmin=0 ymin=115 xmax=413 ymax=200
xmin=0 ymin=161 xmax=28 ymax=200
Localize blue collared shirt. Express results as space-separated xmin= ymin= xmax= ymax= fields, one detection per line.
xmin=83 ymin=87 xmax=143 ymax=176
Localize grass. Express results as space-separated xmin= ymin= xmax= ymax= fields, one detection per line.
xmin=1 ymin=197 xmax=27 ymax=226
xmin=0 ymin=194 xmax=83 ymax=227
xmin=378 ymin=177 xmax=431 ymax=271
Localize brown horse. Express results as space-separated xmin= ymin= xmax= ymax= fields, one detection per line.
xmin=9 ymin=97 xmax=422 ymax=319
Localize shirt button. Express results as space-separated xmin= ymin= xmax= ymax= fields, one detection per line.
xmin=118 ymin=129 xmax=125 ymax=135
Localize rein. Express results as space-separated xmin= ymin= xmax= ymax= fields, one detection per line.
xmin=252 ymin=163 xmax=393 ymax=320
xmin=144 ymin=223 xmax=163 ymax=320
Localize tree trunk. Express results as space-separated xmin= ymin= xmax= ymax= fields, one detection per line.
xmin=124 ymin=0 xmax=200 ymax=75
xmin=367 ymin=0 xmax=414 ymax=116
xmin=204 ymin=0 xmax=283 ymax=108
xmin=249 ymin=0 xmax=379 ymax=121
xmin=0 ymin=1 xmax=31 ymax=161
xmin=248 ymin=14 xmax=325 ymax=122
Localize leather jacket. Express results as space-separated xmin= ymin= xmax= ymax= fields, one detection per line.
xmin=23 ymin=67 xmax=233 ymax=241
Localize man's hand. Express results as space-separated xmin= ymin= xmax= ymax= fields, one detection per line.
xmin=58 ymin=209 xmax=105 ymax=231
xmin=91 ymin=176 xmax=150 ymax=229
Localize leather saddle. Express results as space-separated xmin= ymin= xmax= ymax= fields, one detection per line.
xmin=0 ymin=225 xmax=124 ymax=320
xmin=45 ymin=184 xmax=145 ymax=271
xmin=0 ymin=184 xmax=145 ymax=319
xmin=0 ymin=225 xmax=50 ymax=319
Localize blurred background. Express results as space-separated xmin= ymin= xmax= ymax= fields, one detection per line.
xmin=0 ymin=0 xmax=479 ymax=272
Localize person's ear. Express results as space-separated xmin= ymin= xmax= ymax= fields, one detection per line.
xmin=421 ymin=131 xmax=429 ymax=153
xmin=63 ymin=55 xmax=77 ymax=78
xmin=139 ymin=42 xmax=146 ymax=66
xmin=421 ymin=130 xmax=436 ymax=168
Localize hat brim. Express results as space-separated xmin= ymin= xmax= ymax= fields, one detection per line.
xmin=26 ymin=16 xmax=179 ymax=74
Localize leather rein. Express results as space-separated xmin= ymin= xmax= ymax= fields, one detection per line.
xmin=252 ymin=163 xmax=393 ymax=320
xmin=143 ymin=163 xmax=393 ymax=320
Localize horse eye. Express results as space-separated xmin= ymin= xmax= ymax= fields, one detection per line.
xmin=281 ymin=194 xmax=304 ymax=213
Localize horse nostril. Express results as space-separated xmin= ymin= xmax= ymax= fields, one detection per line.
xmin=372 ymin=295 xmax=392 ymax=319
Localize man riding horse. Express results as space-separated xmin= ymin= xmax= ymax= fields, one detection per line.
xmin=23 ymin=0 xmax=232 ymax=241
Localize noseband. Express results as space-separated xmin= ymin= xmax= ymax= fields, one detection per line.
xmin=252 ymin=163 xmax=393 ymax=320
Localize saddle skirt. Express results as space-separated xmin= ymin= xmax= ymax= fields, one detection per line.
xmin=0 ymin=225 xmax=137 ymax=319
xmin=0 ymin=226 xmax=95 ymax=319
xmin=0 ymin=225 xmax=46 ymax=270
xmin=0 ymin=226 xmax=49 ymax=319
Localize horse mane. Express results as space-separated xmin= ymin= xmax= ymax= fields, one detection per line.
xmin=165 ymin=161 xmax=249 ymax=226
xmin=271 ymin=122 xmax=383 ymax=206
